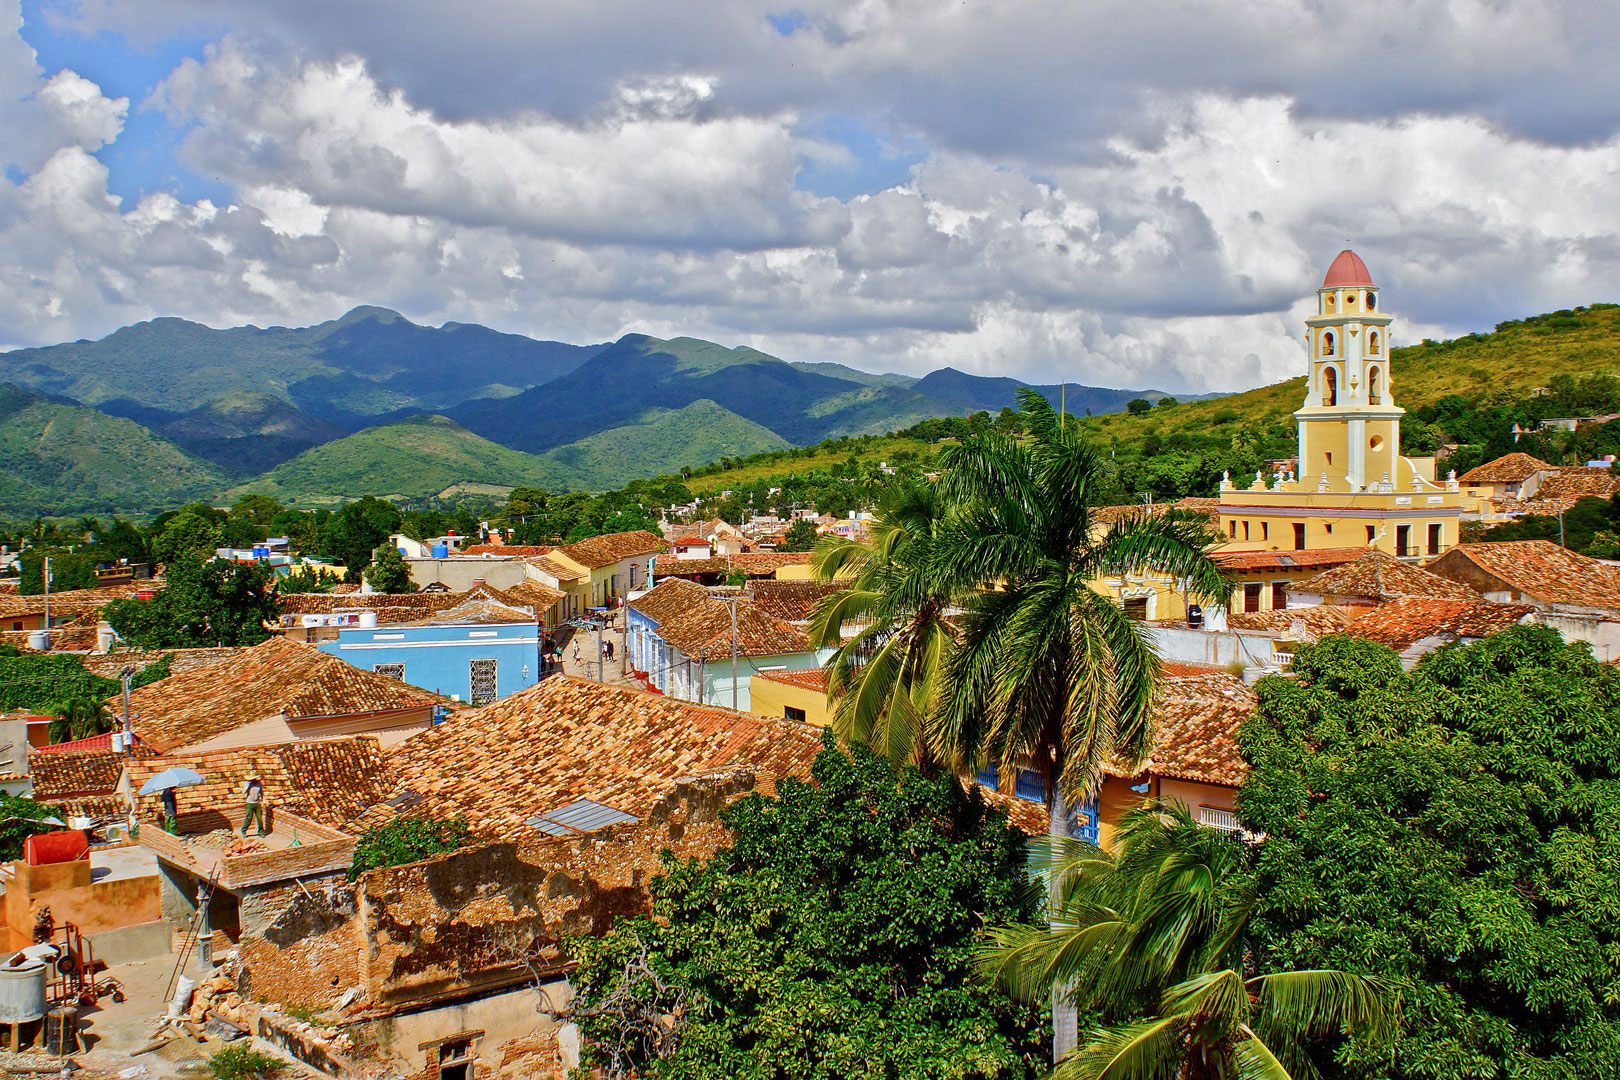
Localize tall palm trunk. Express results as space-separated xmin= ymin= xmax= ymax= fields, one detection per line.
xmin=1045 ymin=746 xmax=1079 ymax=1060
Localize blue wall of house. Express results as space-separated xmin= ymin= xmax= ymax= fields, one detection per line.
xmin=318 ymin=622 xmax=542 ymax=705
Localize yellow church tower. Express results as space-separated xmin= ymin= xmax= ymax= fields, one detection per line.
xmin=1297 ymin=250 xmax=1405 ymax=492
xmin=1213 ymin=251 xmax=1482 ymax=614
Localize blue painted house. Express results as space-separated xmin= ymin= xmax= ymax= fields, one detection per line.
xmin=318 ymin=592 xmax=545 ymax=706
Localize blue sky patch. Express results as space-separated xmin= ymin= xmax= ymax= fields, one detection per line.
xmin=795 ymin=113 xmax=926 ymax=200
xmin=766 ymin=10 xmax=809 ymax=36
xmin=19 ymin=1 xmax=227 ymax=205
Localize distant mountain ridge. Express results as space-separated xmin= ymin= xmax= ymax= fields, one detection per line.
xmin=1 ymin=308 xmax=1208 ymax=508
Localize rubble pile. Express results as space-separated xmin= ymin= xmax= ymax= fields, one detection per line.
xmin=184 ymin=969 xmax=249 ymax=1030
xmin=221 ymin=835 xmax=270 ymax=856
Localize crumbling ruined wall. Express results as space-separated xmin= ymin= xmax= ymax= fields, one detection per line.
xmin=356 ymin=770 xmax=755 ymax=1009
xmin=236 ymin=871 xmax=363 ymax=1008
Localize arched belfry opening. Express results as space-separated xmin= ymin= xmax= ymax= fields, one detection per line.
xmin=1368 ymin=366 xmax=1381 ymax=405
xmin=1323 ymin=331 xmax=1335 ymax=356
xmin=1323 ymin=365 xmax=1338 ymax=406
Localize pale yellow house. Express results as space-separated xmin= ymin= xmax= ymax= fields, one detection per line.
xmin=749 ymin=667 xmax=831 ymax=726
xmin=524 ymin=530 xmax=668 ymax=618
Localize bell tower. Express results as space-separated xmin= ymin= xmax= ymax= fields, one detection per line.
xmin=1295 ymin=250 xmax=1403 ymax=492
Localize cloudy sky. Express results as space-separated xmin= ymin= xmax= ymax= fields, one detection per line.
xmin=2 ymin=0 xmax=1618 ymax=393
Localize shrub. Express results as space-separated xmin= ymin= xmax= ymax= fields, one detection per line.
xmin=208 ymin=1044 xmax=287 ymax=1080
xmin=348 ymin=815 xmax=473 ymax=879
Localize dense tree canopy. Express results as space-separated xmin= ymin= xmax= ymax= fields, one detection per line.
xmin=1239 ymin=629 xmax=1620 ymax=1079
xmin=103 ymin=559 xmax=277 ymax=649
xmin=363 ymin=544 xmax=415 ymax=594
xmin=569 ymin=739 xmax=1049 ymax=1080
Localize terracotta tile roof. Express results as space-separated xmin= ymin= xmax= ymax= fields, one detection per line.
xmin=399 ymin=592 xmax=534 ymax=626
xmin=493 ymin=579 xmax=567 ymax=612
xmin=529 ymin=555 xmax=587 ymax=581
xmin=1171 ymin=497 xmax=1222 ymax=523
xmin=80 ymin=647 xmax=241 ymax=679
xmin=652 ymin=552 xmax=812 ymax=578
xmin=30 ymin=744 xmax=146 ymax=801
xmin=373 ymin=677 xmax=825 ymax=839
xmin=1531 ymin=468 xmax=1620 ymax=501
xmin=757 ymin=667 xmax=830 ymax=693
xmin=1432 ymin=540 xmax=1620 ymax=610
xmin=1292 ymin=550 xmax=1479 ymax=602
xmin=126 ymin=637 xmax=448 ymax=753
xmin=628 ymin=578 xmax=712 ymax=624
xmin=0 ymin=611 xmax=103 ymax=651
xmin=556 ymin=530 xmax=667 ymax=570
xmin=127 ymin=736 xmax=394 ymax=831
xmin=1160 ymin=661 xmax=1231 ymax=677
xmin=0 ymin=582 xmax=150 ymax=621
xmin=277 ymin=591 xmax=459 ymax=622
xmin=1347 ymin=597 xmax=1536 ymax=650
xmin=1495 ymin=494 xmax=1598 ymax=516
xmin=1213 ymin=547 xmax=1369 ymax=572
xmin=1226 ymin=605 xmax=1355 ymax=637
xmin=1458 ymin=452 xmax=1555 ymax=485
xmin=657 ymin=598 xmax=810 ymax=659
xmin=747 ymin=580 xmax=842 ymax=622
xmin=1121 ymin=672 xmax=1254 ymax=788
xmin=459 ymin=544 xmax=555 ymax=556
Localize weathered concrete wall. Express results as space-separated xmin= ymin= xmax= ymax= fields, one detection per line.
xmin=4 ymin=858 xmax=161 ymax=949
xmin=341 ymin=980 xmax=572 ymax=1079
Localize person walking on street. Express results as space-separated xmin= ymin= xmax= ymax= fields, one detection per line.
xmin=241 ymin=771 xmax=267 ymax=836
xmin=605 ymin=639 xmax=615 ymax=662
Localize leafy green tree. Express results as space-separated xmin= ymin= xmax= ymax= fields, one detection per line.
xmin=1240 ymin=628 xmax=1620 ymax=1079
xmin=1155 ymin=396 xmax=1177 ymax=408
xmin=1125 ymin=398 xmax=1153 ymax=415
xmin=103 ymin=559 xmax=277 ymax=648
xmin=568 ymin=739 xmax=1049 ymax=1080
xmin=0 ymin=793 xmax=67 ymax=861
xmin=151 ymin=508 xmax=225 ymax=570
xmin=777 ymin=517 xmax=819 ymax=553
xmin=230 ymin=494 xmax=284 ymax=530
xmin=318 ymin=496 xmax=402 ymax=572
xmin=932 ymin=389 xmax=1228 ymax=834
xmin=363 ymin=544 xmax=415 ymax=594
xmin=348 ymin=815 xmax=473 ymax=880
xmin=979 ymin=801 xmax=1395 ymax=1080
xmin=18 ymin=549 xmax=96 ymax=594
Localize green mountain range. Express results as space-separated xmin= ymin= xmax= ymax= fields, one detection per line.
xmin=0 ymin=385 xmax=229 ymax=515
xmin=227 ymin=414 xmax=567 ymax=503
xmin=1 ymin=308 xmax=1190 ymax=508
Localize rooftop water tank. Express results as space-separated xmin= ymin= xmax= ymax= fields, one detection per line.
xmin=431 ymin=543 xmax=449 ymax=558
xmin=358 ymin=611 xmax=378 ymax=628
xmin=26 ymin=631 xmax=47 ymax=651
xmin=0 ymin=959 xmax=48 ymax=1023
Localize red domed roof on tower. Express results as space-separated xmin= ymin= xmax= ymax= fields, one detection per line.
xmin=1322 ymin=249 xmax=1374 ymax=288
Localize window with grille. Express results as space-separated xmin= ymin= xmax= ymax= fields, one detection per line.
xmin=373 ymin=663 xmax=405 ymax=680
xmin=1243 ymin=582 xmax=1262 ymax=613
xmin=469 ymin=659 xmax=498 ymax=705
xmin=1123 ymin=596 xmax=1148 ymax=621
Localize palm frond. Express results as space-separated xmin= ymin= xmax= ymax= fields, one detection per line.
xmin=1053 ymin=1017 xmax=1184 ymax=1080
xmin=1249 ymin=970 xmax=1399 ymax=1044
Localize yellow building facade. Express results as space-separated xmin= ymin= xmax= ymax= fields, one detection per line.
xmin=1212 ymin=251 xmax=1482 ymax=614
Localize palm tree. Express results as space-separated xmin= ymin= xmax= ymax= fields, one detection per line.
xmin=807 ymin=478 xmax=956 ymax=767
xmin=978 ymin=801 xmax=1397 ymax=1079
xmin=927 ymin=389 xmax=1228 ymax=834
xmin=48 ymin=697 xmax=116 ymax=743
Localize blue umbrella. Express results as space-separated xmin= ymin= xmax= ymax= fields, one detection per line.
xmin=139 ymin=767 xmax=205 ymax=796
